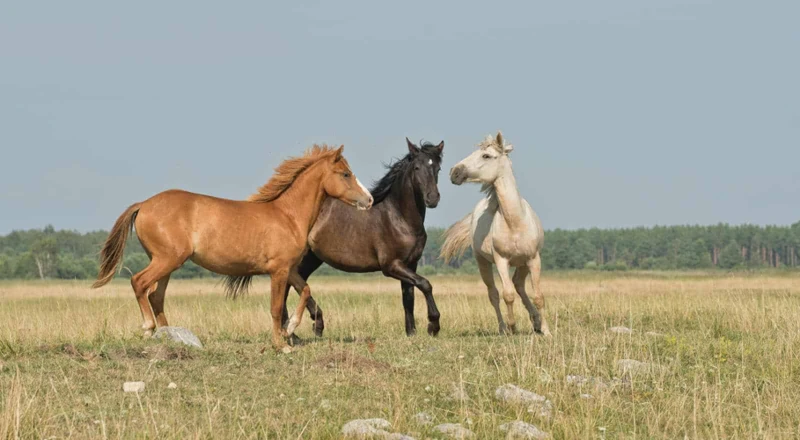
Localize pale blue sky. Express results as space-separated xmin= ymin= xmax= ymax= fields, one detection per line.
xmin=1 ymin=1 xmax=797 ymax=234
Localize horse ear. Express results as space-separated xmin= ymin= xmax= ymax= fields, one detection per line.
xmin=406 ymin=137 xmax=420 ymax=155
xmin=333 ymin=145 xmax=344 ymax=162
xmin=503 ymin=143 xmax=514 ymax=154
xmin=496 ymin=131 xmax=504 ymax=148
xmin=435 ymin=140 xmax=444 ymax=156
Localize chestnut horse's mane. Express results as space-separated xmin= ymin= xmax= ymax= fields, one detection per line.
xmin=248 ymin=144 xmax=340 ymax=203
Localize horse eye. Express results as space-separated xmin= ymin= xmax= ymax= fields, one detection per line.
xmin=343 ymin=172 xmax=350 ymax=178
xmin=482 ymin=154 xmax=491 ymax=159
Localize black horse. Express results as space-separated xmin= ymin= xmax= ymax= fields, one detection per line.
xmin=282 ymin=138 xmax=444 ymax=336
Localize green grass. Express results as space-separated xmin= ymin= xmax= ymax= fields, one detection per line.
xmin=1 ymin=273 xmax=800 ymax=438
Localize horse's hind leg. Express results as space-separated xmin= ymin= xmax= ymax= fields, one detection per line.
xmin=281 ymin=252 xmax=325 ymax=336
xmin=285 ymin=269 xmax=311 ymax=337
xmin=131 ymin=259 xmax=181 ymax=336
xmin=477 ymin=255 xmax=506 ymax=335
xmin=512 ymin=266 xmax=543 ymax=334
xmin=527 ymin=252 xmax=551 ymax=336
xmin=148 ymin=274 xmax=171 ymax=328
xmin=493 ymin=256 xmax=517 ymax=334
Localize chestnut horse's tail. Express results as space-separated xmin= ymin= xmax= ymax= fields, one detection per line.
xmin=92 ymin=203 xmax=142 ymax=288
xmin=440 ymin=213 xmax=473 ymax=264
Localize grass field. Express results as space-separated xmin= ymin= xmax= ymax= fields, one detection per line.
xmin=1 ymin=272 xmax=799 ymax=439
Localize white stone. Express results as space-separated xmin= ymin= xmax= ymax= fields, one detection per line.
xmin=152 ymin=326 xmax=203 ymax=349
xmin=495 ymin=384 xmax=552 ymax=418
xmin=617 ymin=359 xmax=661 ymax=376
xmin=608 ymin=326 xmax=633 ymax=334
xmin=413 ymin=412 xmax=434 ymax=425
xmin=499 ymin=421 xmax=550 ymax=439
xmin=448 ymin=383 xmax=470 ymax=402
xmin=167 ymin=382 xmax=177 ymax=389
xmin=434 ymin=423 xmax=474 ymax=439
xmin=341 ymin=419 xmax=416 ymax=440
xmin=123 ymin=382 xmax=145 ymax=393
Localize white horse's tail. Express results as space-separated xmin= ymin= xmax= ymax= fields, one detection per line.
xmin=440 ymin=213 xmax=473 ymax=264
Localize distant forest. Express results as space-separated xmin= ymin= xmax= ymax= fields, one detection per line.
xmin=1 ymin=222 xmax=799 ymax=280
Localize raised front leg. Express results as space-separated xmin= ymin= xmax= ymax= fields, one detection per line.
xmin=493 ymin=256 xmax=517 ymax=334
xmin=476 ymin=255 xmax=506 ymax=334
xmin=383 ymin=260 xmax=440 ymax=336
xmin=281 ymin=252 xmax=325 ymax=336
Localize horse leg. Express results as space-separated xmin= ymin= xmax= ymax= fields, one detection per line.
xmin=131 ymin=258 xmax=181 ymax=337
xmin=528 ymin=252 xmax=551 ymax=336
xmin=493 ymin=256 xmax=517 ymax=334
xmin=383 ymin=260 xmax=440 ymax=336
xmin=282 ymin=252 xmax=325 ymax=336
xmin=512 ymin=266 xmax=543 ymax=335
xmin=148 ymin=274 xmax=171 ymax=328
xmin=401 ymin=281 xmax=416 ymax=336
xmin=285 ymin=269 xmax=312 ymax=337
xmin=477 ymin=255 xmax=506 ymax=334
xmin=270 ymin=268 xmax=290 ymax=348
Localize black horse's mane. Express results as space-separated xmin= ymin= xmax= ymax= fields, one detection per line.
xmin=369 ymin=142 xmax=441 ymax=205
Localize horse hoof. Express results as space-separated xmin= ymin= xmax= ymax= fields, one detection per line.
xmin=406 ymin=328 xmax=417 ymax=337
xmin=427 ymin=321 xmax=440 ymax=337
xmin=313 ymin=321 xmax=324 ymax=338
xmin=143 ymin=329 xmax=154 ymax=338
xmin=287 ymin=334 xmax=303 ymax=346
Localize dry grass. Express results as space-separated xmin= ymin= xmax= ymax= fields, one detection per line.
xmin=1 ymin=272 xmax=799 ymax=439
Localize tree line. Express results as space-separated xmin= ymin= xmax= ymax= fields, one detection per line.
xmin=1 ymin=222 xmax=799 ymax=280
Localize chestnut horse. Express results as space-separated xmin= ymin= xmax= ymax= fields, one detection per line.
xmin=282 ymin=138 xmax=444 ymax=337
xmin=92 ymin=145 xmax=373 ymax=348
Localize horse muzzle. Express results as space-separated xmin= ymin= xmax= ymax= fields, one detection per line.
xmin=450 ymin=165 xmax=467 ymax=185
xmin=356 ymin=195 xmax=374 ymax=211
xmin=425 ymin=191 xmax=440 ymax=208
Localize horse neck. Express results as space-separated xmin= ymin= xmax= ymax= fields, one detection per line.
xmin=488 ymin=163 xmax=526 ymax=229
xmin=388 ymin=171 xmax=426 ymax=229
xmin=272 ymin=162 xmax=328 ymax=235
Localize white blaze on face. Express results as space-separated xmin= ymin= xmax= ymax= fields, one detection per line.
xmin=428 ymin=159 xmax=433 ymax=165
xmin=355 ymin=177 xmax=372 ymax=210
xmin=356 ymin=177 xmax=369 ymax=196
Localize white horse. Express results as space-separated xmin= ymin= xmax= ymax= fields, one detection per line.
xmin=441 ymin=131 xmax=549 ymax=335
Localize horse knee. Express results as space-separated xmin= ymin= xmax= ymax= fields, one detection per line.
xmin=417 ymin=279 xmax=432 ymax=295
xmin=503 ymin=289 xmax=516 ymax=304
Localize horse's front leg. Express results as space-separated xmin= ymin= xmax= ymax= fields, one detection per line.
xmin=270 ymin=268 xmax=291 ymax=348
xmin=493 ymin=256 xmax=518 ymax=334
xmin=384 ymin=260 xmax=440 ymax=336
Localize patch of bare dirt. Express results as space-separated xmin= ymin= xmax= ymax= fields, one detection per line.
xmin=314 ymin=350 xmax=392 ymax=372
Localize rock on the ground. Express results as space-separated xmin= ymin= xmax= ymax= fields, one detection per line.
xmin=434 ymin=423 xmax=474 ymax=439
xmin=448 ymin=383 xmax=470 ymax=402
xmin=495 ymin=384 xmax=547 ymax=405
xmin=499 ymin=421 xmax=550 ymax=439
xmin=608 ymin=326 xmax=633 ymax=334
xmin=123 ymin=382 xmax=145 ymax=393
xmin=341 ymin=419 xmax=415 ymax=440
xmin=167 ymin=382 xmax=177 ymax=389
xmin=617 ymin=359 xmax=661 ymax=376
xmin=152 ymin=327 xmax=203 ymax=349
xmin=566 ymin=375 xmax=608 ymax=391
xmin=495 ymin=384 xmax=553 ymax=417
xmin=413 ymin=412 xmax=434 ymax=425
